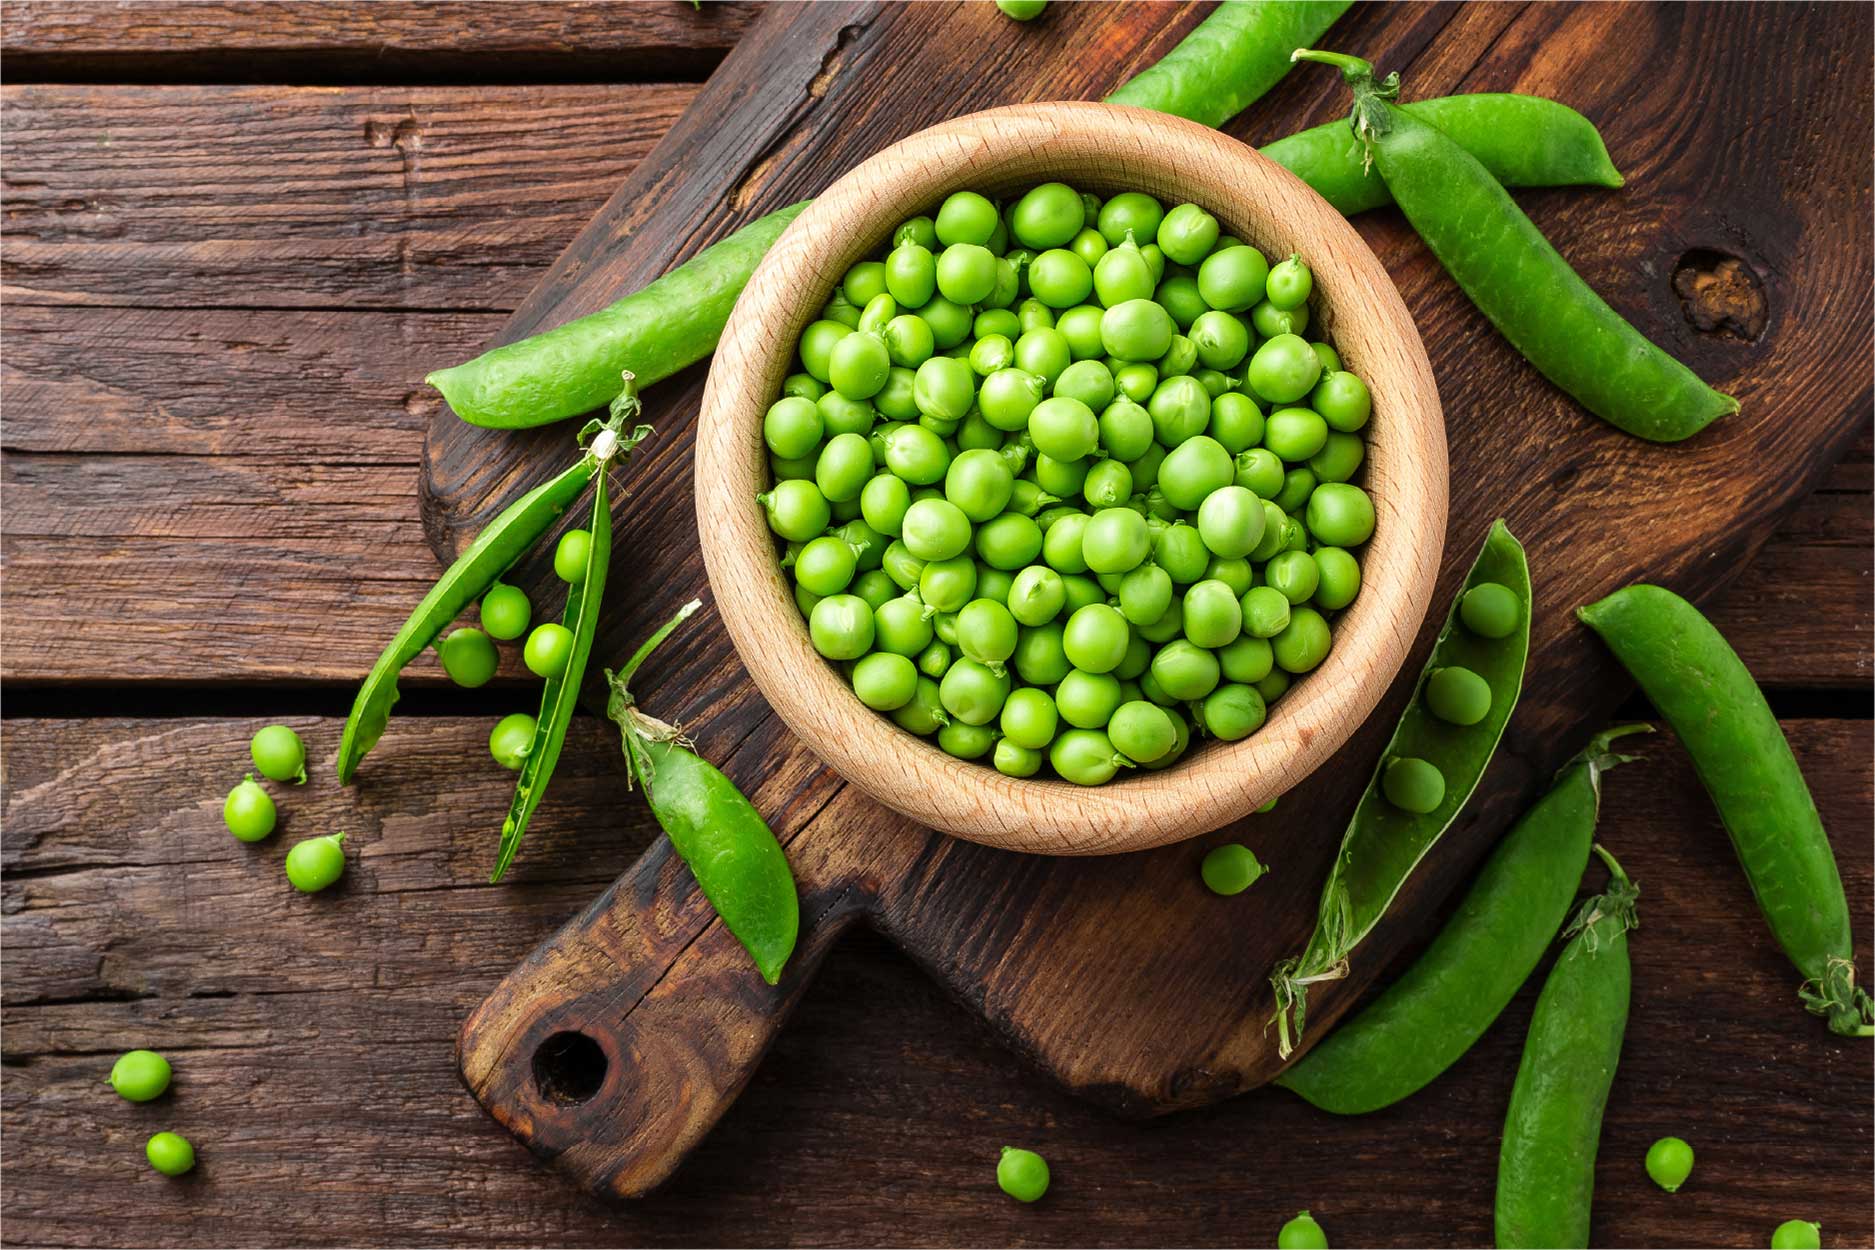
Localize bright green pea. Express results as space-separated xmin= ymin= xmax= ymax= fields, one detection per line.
xmin=885 ymin=241 xmax=936 ymax=307
xmin=1307 ymin=430 xmax=1365 ymax=483
xmin=942 ymin=447 xmax=1014 ymax=522
xmin=795 ymin=535 xmax=858 ymax=597
xmin=1096 ymin=192 xmax=1163 ymax=247
xmin=1113 ymin=362 xmax=1159 ymax=404
xmin=1060 ymin=572 xmax=1105 ymax=615
xmin=1115 ymin=563 xmax=1172 ymax=627
xmin=1106 ymin=699 xmax=1175 ymax=762
xmin=919 ymin=556 xmax=977 ymax=614
xmin=1265 ymin=407 xmax=1330 ymax=463
xmin=991 ymin=739 xmax=1041 ymax=776
xmin=1265 ymin=253 xmax=1313 ymax=310
xmin=939 ymin=657 xmax=1010 ymax=725
xmin=1082 ymin=507 xmax=1151 ymax=575
xmin=145 ymin=1132 xmax=196 ymax=1177
xmin=1013 ymin=621 xmax=1071 ymax=685
xmin=1312 ymin=547 xmax=1361 ymax=611
xmin=862 ymin=473 xmax=913 ymax=536
xmin=110 ymin=1050 xmax=172 ymax=1102
xmin=1254 ymin=666 xmax=1291 ymax=705
xmin=1248 ymin=500 xmax=1289 ymax=562
xmin=1196 ymin=484 xmax=1265 ymax=559
xmin=1265 ymin=549 xmax=1320 ymax=605
xmin=1425 ymin=665 xmax=1493 ymax=726
xmin=900 ymin=498 xmax=971 ymax=561
xmin=1158 ymin=332 xmax=1198 ymax=378
xmin=829 ymin=330 xmax=891 ymax=400
xmin=1273 ymin=467 xmax=1317 ymax=516
xmin=1190 ymin=309 xmax=1251 ymax=371
xmin=935 ymin=190 xmax=998 ymax=246
xmin=975 ymin=513 xmax=1044 ymax=571
xmin=1056 ymin=668 xmax=1123 ymax=729
xmin=891 ymin=676 xmax=948 ymax=735
xmin=440 ymin=626 xmax=499 ymax=688
xmin=1050 ymin=728 xmax=1128 ymax=785
xmin=1180 ymin=578 xmax=1242 ymax=649
xmin=1157 ymin=435 xmax=1233 ymax=511
xmin=1114 ymin=633 xmax=1153 ymax=682
xmin=1000 ymin=687 xmax=1059 ymax=750
xmin=936 ymin=242 xmax=997 ymax=305
xmin=1311 ymin=369 xmax=1372 ymax=432
xmin=1028 ymin=248 xmax=1093 ymax=308
xmin=1097 ymin=298 xmax=1174 ymax=363
xmin=1234 ymin=447 xmax=1284 ymax=498
xmin=856 ymin=292 xmax=896 ymax=337
xmin=1201 ymin=843 xmax=1266 ymax=895
xmin=967 ymin=333 xmax=1014 ymax=377
xmin=1155 ymin=273 xmax=1207 ymax=330
xmin=1147 ymin=374 xmax=1211 ymax=447
xmin=1310 ymin=341 xmax=1341 ymax=374
xmin=882 ymin=313 xmax=936 ymax=369
xmin=957 ymin=598 xmax=1018 ymax=672
xmin=937 ymin=719 xmax=997 ymax=759
xmin=523 ymin=622 xmax=575 ymax=678
xmin=1245 ymin=333 xmax=1323 ymax=405
xmin=1007 ymin=566 xmax=1066 ymax=627
xmin=808 ymin=594 xmax=875 ymax=660
xmin=974 ymin=368 xmax=1042 ymax=432
xmin=1127 ymin=441 xmax=1167 ymax=492
xmin=914 ymin=644 xmax=951 ymax=684
xmin=1644 ymin=1136 xmax=1694 ymax=1193
xmin=760 ymin=478 xmax=832 ymax=541
xmin=1152 ymin=521 xmax=1209 ymax=584
xmin=1383 ymin=757 xmax=1446 ymax=813
xmin=1151 ymin=639 xmax=1220 ymax=701
xmin=1201 ymin=682 xmax=1268 ymax=741
xmin=764 ymin=395 xmax=823 ymax=459
xmin=1241 ymin=586 xmax=1292 ymax=639
xmin=875 ymin=368 xmax=920 ymax=420
xmin=1009 ymin=182 xmax=1083 ymax=249
xmin=815 ymin=432 xmax=875 ymax=503
xmin=1056 ymin=304 xmax=1107 ymax=360
xmin=798 ymin=319 xmax=852 ymax=382
xmin=1272 ymin=605 xmax=1331 ymax=673
xmin=842 ymin=260 xmax=886 ymax=306
xmin=489 ymin=712 xmax=537 ymax=770
xmin=285 ymin=832 xmax=346 ymax=893
xmin=248 ymin=723 xmax=306 ymax=785
xmin=997 ymin=1145 xmax=1051 ymax=1202
xmin=921 ymin=295 xmax=974 ymax=349
xmin=1305 ymin=482 xmax=1375 ymax=547
xmin=852 ymin=652 xmax=918 ymax=711
xmin=1156 ymin=202 xmax=1219 ymax=266
xmin=1062 ymin=602 xmax=1130 ymax=674
xmin=874 ymin=593 xmax=935 ymax=657
xmin=1014 ymin=328 xmax=1072 ymax=385
xmin=913 ymin=355 xmax=976 ymax=422
xmin=1026 ymin=396 xmax=1098 ymax=462
xmin=1459 ymin=581 xmax=1521 ymax=638
xmin=1251 ymin=298 xmax=1309 ymax=339
xmin=1081 ymin=458 xmax=1134 ymax=510
xmin=1205 ymin=555 xmax=1252 ymax=597
xmin=1093 ymin=240 xmax=1157 ymax=306
xmin=1196 ymin=244 xmax=1269 ymax=312
xmin=1771 ymin=1220 xmax=1821 ymax=1250
xmin=1277 ymin=1210 xmax=1328 ymax=1250
xmin=480 ymin=583 xmax=531 ymax=640
xmin=1218 ymin=634 xmax=1273 ymax=683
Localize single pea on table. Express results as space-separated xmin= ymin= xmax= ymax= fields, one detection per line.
xmin=764 ymin=181 xmax=1378 ymax=785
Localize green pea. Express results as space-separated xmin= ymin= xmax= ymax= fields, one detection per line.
xmin=1157 ymin=435 xmax=1233 ymax=511
xmin=1062 ymin=602 xmax=1130 ymax=674
xmin=1156 ymin=202 xmax=1219 ymax=266
xmin=1093 ymin=240 xmax=1157 ymax=306
xmin=1201 ymin=682 xmax=1268 ymax=741
xmin=1010 ymin=182 xmax=1084 ymax=250
xmin=764 ymin=395 xmax=823 ymax=459
xmin=1127 ymin=441 xmax=1167 ymax=492
xmin=1312 ymin=547 xmax=1362 ymax=611
xmin=1113 ymin=362 xmax=1159 ymax=404
xmin=1189 ymin=309 xmax=1251 ymax=372
xmin=935 ymin=190 xmax=997 ymax=246
xmin=489 ymin=713 xmax=537 ymax=770
xmin=1306 ymin=482 xmax=1376 ymax=547
xmin=900 ymin=498 xmax=972 ymax=561
xmin=1248 ymin=500 xmax=1290 ymax=562
xmin=1254 ymin=667 xmax=1291 ymax=705
xmin=1265 ymin=407 xmax=1330 ymax=463
xmin=1218 ymin=634 xmax=1274 ymax=684
xmin=994 ymin=568 xmax=1060 ymax=630
xmin=1029 ymin=248 xmax=1093 ymax=308
xmin=938 ymin=448 xmax=1011 ymax=523
xmin=850 ymin=568 xmax=896 ymax=609
xmin=912 ymin=355 xmax=976 ymax=422
xmin=936 ymin=242 xmax=998 ymax=305
xmin=937 ymin=720 xmax=997 ymax=760
xmin=1050 ymin=728 xmax=1129 ymax=785
xmin=110 ymin=1050 xmax=172 ymax=1102
xmin=759 ymin=478 xmax=832 ymax=542
xmin=244 ymin=723 xmax=306 ymax=786
xmin=1155 ymin=273 xmax=1208 ymax=330
xmin=1272 ymin=606 xmax=1332 ymax=673
xmin=1265 ymin=549 xmax=1321 ymax=605
xmin=1069 ymin=226 xmax=1108 ymax=267
xmin=1276 ymin=1210 xmax=1328 ymax=1250
xmin=1013 ymin=621 xmax=1071 ymax=685
xmin=999 ymin=687 xmax=1060 ymax=750
xmin=145 ymin=1132 xmax=196 ymax=1177
xmin=957 ymin=599 xmax=1019 ymax=672
xmin=1108 ymin=699 xmax=1176 ymax=763
xmin=861 ymin=474 xmax=912 ymax=536
xmin=1251 ymin=298 xmax=1309 ymax=339
xmin=972 ymin=516 xmax=1040 ymax=574
xmin=1460 ymin=581 xmax=1522 ymax=638
xmin=1145 ymin=376 xmax=1208 ymax=449
xmin=1113 ymin=633 xmax=1152 ymax=682
xmin=915 ymin=642 xmax=952 ymax=681
xmin=892 ymin=677 xmax=948 ymax=735
xmin=1771 ymin=1220 xmax=1821 ymax=1250
xmin=1307 ymin=430 xmax=1366 ymax=483
xmin=997 ymin=1145 xmax=1051 ymax=1202
xmin=480 ymin=583 xmax=532 ymax=640
xmin=437 ymin=625 xmax=502 ymax=688
xmin=285 ymin=832 xmax=346 ymax=893
xmin=1241 ymin=586 xmax=1292 ymax=639
xmin=1096 ymin=297 xmax=1174 ymax=363
xmin=1060 ymin=573 xmax=1104 ymax=616
xmin=1424 ymin=665 xmax=1493 ymax=726
xmin=856 ymin=292 xmax=896 ymax=337
xmin=1006 ymin=478 xmax=1055 ymax=518
xmin=1312 ymin=369 xmax=1372 ymax=432
xmin=1309 ymin=341 xmax=1341 ymax=374
xmin=939 ymin=658 xmax=1010 ymax=726
xmin=1274 ymin=466 xmax=1318 ymax=516
xmin=921 ymin=295 xmax=974 ymax=349
xmin=782 ymin=372 xmax=827 ymax=402
xmin=1096 ymin=192 xmax=1163 ymax=247
xmin=884 ymin=241 xmax=936 ymax=307
xmin=1206 ymin=555 xmax=1253 ymax=598
xmin=1153 ymin=521 xmax=1210 ymax=584
xmin=1081 ymin=458 xmax=1134 ymax=510
xmin=1110 ymin=565 xmax=1167 ymax=629
xmin=1206 ymin=392 xmax=1263 ymax=454
xmin=798 ymin=319 xmax=851 ymax=382
xmin=882 ymin=314 xmax=936 ymax=370
xmin=841 ymin=260 xmax=887 ymax=306
xmin=828 ymin=330 xmax=890 ymax=401
xmin=875 ymin=368 xmax=920 ymax=420
xmin=788 ymin=537 xmax=851 ymax=598
xmin=988 ymin=739 xmax=1038 ymax=776
xmin=522 ymin=622 xmax=574 ymax=677
xmin=971 ymin=368 xmax=1041 ymax=433
xmin=1157 ymin=332 xmax=1198 ymax=378
xmin=1265 ymin=253 xmax=1313 ymax=310
xmin=1245 ymin=333 xmax=1323 ymax=405
xmin=1082 ymin=507 xmax=1151 ymax=575
xmin=1195 ymin=484 xmax=1266 ymax=559
xmin=932 ymin=610 xmax=959 ymax=646
xmin=808 ymin=594 xmax=874 ymax=661
xmin=1014 ymin=328 xmax=1072 ymax=386
xmin=1383 ymin=757 xmax=1447 ymax=814
xmin=1196 ymin=244 xmax=1269 ymax=312
xmin=852 ymin=652 xmax=918 ymax=712
xmin=919 ymin=556 xmax=977 ymax=614
xmin=1201 ymin=843 xmax=1267 ymax=895
xmin=1151 ymin=639 xmax=1220 ymax=701
xmin=1183 ymin=579 xmax=1244 ymax=649
xmin=1057 ymin=668 xmax=1124 ymax=729
xmin=1037 ymin=510 xmax=1088 ymax=574
xmin=870 ymin=594 xmax=930 ymax=657
xmin=1644 ymin=1136 xmax=1694 ymax=1193
xmin=815 ymin=432 xmax=875 ymax=504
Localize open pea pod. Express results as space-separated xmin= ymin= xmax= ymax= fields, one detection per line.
xmin=490 ymin=461 xmax=615 ymax=884
xmin=1271 ymin=519 xmax=1531 ymax=1057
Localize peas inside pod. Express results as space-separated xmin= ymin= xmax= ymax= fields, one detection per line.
xmin=763 ymin=183 xmax=1377 ymax=783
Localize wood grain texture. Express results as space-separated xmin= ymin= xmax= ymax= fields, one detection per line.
xmin=415 ymin=0 xmax=1875 ymax=1188
xmin=4 ymin=716 xmax=1868 ymax=1246
xmin=698 ymin=102 xmax=1446 ymax=852
xmin=0 ymin=1 xmax=757 ymax=81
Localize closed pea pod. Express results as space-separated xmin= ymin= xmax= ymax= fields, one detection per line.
xmin=1496 ymin=846 xmax=1639 ymax=1250
xmin=1104 ymin=0 xmax=1351 ymax=128
xmin=606 ymin=601 xmax=799 ymax=985
xmin=1279 ymin=726 xmax=1648 ymax=1114
xmin=1271 ymin=521 xmax=1530 ymax=1055
xmin=1578 ymin=584 xmax=1873 ymax=1035
xmin=1293 ymin=51 xmax=1735 ymax=442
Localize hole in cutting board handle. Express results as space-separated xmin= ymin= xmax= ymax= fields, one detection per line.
xmin=532 ymin=1031 xmax=607 ymax=1105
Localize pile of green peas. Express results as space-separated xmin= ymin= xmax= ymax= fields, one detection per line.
xmin=761 ymin=182 xmax=1377 ymax=784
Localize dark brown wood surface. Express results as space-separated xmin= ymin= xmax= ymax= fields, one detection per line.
xmin=2 ymin=1 xmax=1870 ymax=1245
xmin=421 ymin=0 xmax=1874 ymax=1200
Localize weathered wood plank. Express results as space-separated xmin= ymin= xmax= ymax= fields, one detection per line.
xmin=3 ymin=716 xmax=1867 ymax=1246
xmin=1 ymin=84 xmax=692 ymax=309
xmin=0 ymin=1 xmax=758 ymax=82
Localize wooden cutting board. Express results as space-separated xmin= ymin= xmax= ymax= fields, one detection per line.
xmin=423 ymin=1 xmax=1870 ymax=1199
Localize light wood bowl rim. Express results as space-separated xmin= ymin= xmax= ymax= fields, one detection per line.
xmin=697 ymin=102 xmax=1446 ymax=855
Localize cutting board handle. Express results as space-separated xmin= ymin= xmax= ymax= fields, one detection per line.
xmin=458 ymin=838 xmax=859 ymax=1199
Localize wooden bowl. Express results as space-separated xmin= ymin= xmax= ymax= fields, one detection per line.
xmin=697 ymin=103 xmax=1445 ymax=855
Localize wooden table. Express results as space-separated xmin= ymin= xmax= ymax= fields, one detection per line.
xmin=3 ymin=3 xmax=1869 ymax=1245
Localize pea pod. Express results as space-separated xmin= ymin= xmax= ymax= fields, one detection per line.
xmin=1270 ymin=520 xmax=1531 ymax=1057
xmin=1104 ymin=0 xmax=1351 ymax=128
xmin=1496 ymin=846 xmax=1639 ymax=1250
xmin=1293 ymin=50 xmax=1737 ymax=443
xmin=1578 ymin=584 xmax=1873 ymax=1036
xmin=1279 ymin=724 xmax=1649 ymax=1113
xmin=606 ymin=601 xmax=800 ymax=985
xmin=490 ymin=456 xmax=614 ymax=884
xmin=336 ymin=381 xmax=650 ymax=783
xmin=1258 ymin=93 xmax=1622 ymax=217
xmin=428 ymin=203 xmax=809 ymax=429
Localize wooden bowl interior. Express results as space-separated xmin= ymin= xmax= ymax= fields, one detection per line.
xmin=698 ymin=103 xmax=1445 ymax=854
